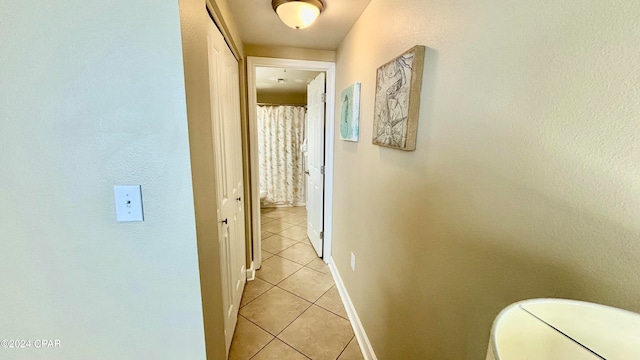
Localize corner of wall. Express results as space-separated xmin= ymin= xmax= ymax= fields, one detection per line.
xmin=178 ymin=0 xmax=227 ymax=358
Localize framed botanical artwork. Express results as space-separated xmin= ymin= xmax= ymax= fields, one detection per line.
xmin=339 ymin=82 xmax=361 ymax=142
xmin=372 ymin=45 xmax=425 ymax=151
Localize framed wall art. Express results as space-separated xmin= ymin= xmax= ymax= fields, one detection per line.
xmin=339 ymin=82 xmax=361 ymax=142
xmin=372 ymin=45 xmax=425 ymax=151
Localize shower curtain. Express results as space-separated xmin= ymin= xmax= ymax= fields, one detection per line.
xmin=257 ymin=105 xmax=306 ymax=206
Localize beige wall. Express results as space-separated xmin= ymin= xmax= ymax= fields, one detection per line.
xmin=257 ymin=92 xmax=307 ymax=105
xmin=332 ymin=0 xmax=640 ymax=359
xmin=245 ymin=44 xmax=336 ymax=62
xmin=179 ymin=0 xmax=228 ymax=358
xmin=0 ymin=1 xmax=207 ymax=359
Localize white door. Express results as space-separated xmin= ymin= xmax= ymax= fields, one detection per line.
xmin=225 ymin=29 xmax=247 ymax=333
xmin=306 ymin=73 xmax=326 ymax=257
xmin=207 ymin=19 xmax=246 ymax=354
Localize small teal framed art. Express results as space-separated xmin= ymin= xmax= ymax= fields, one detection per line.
xmin=340 ymin=82 xmax=361 ymax=142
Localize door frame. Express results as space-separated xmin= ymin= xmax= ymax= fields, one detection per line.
xmin=246 ymin=56 xmax=336 ymax=272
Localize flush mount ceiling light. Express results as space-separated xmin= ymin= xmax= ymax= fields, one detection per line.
xmin=272 ymin=0 xmax=326 ymax=30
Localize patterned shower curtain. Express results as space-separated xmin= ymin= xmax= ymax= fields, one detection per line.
xmin=257 ymin=105 xmax=306 ymax=206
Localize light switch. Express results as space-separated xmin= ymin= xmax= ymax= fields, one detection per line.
xmin=114 ymin=185 xmax=144 ymax=222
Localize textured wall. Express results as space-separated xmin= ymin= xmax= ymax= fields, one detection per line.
xmin=179 ymin=0 xmax=230 ymax=358
xmin=245 ymin=44 xmax=336 ymax=62
xmin=332 ymin=0 xmax=640 ymax=358
xmin=0 ymin=1 xmax=206 ymax=359
xmin=257 ymin=92 xmax=308 ymax=105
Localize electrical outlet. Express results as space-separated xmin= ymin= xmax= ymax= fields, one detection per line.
xmin=350 ymin=252 xmax=356 ymax=271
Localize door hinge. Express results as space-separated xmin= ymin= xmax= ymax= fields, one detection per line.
xmin=320 ymin=165 xmax=325 ymax=175
xmin=320 ymin=231 xmax=324 ymax=240
xmin=321 ymin=93 xmax=326 ymax=103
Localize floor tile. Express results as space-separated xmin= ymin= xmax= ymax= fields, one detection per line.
xmin=278 ymin=267 xmax=335 ymax=302
xmin=261 ymin=229 xmax=275 ymax=240
xmin=261 ymin=249 xmax=274 ymax=261
xmin=261 ymin=216 xmax=275 ymax=225
xmin=261 ymin=208 xmax=289 ymax=219
xmin=284 ymin=206 xmax=307 ymax=216
xmin=262 ymin=220 xmax=296 ymax=234
xmin=316 ymin=286 xmax=348 ymax=319
xmin=277 ymin=243 xmax=319 ymax=265
xmin=252 ymin=339 xmax=309 ymax=360
xmin=279 ymin=305 xmax=354 ymax=360
xmin=256 ymin=256 xmax=303 ymax=284
xmin=338 ymin=337 xmax=364 ymax=360
xmin=262 ymin=235 xmax=298 ymax=254
xmin=240 ymin=287 xmax=311 ymax=335
xmin=306 ymin=258 xmax=331 ymax=275
xmin=278 ymin=225 xmax=309 ymax=242
xmin=228 ymin=316 xmax=273 ymax=360
xmin=231 ymin=208 xmax=363 ymax=360
xmin=240 ymin=277 xmax=273 ymax=308
xmin=278 ymin=213 xmax=307 ymax=226
xmin=291 ymin=216 xmax=307 ymax=225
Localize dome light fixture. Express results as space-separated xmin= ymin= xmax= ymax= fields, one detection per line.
xmin=272 ymin=0 xmax=326 ymax=30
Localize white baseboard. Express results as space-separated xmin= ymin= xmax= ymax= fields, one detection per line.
xmin=246 ymin=261 xmax=256 ymax=281
xmin=328 ymin=258 xmax=378 ymax=360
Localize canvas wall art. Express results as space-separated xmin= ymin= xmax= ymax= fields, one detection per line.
xmin=372 ymin=45 xmax=425 ymax=151
xmin=340 ymin=82 xmax=361 ymax=142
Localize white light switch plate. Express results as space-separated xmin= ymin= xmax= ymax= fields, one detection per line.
xmin=114 ymin=185 xmax=144 ymax=222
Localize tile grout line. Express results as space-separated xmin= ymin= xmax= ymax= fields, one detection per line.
xmin=251 ymin=256 xmax=346 ymax=317
xmin=236 ymin=314 xmax=275 ymax=359
xmin=252 ymin=258 xmax=333 ymax=303
xmin=261 ymin=242 xmax=299 ymax=256
xmin=247 ymin=337 xmax=276 ymax=360
xmin=235 ymin=208 xmax=311 ymax=355
xmin=248 ymin=258 xmax=340 ymax=350
xmin=246 ymin=336 xmax=312 ymax=360
xmin=309 ymin=280 xmax=352 ymax=320
xmin=238 ymin=314 xmax=282 ymax=339
xmin=275 ymin=248 xmax=319 ymax=266
xmin=243 ymin=210 xmax=353 ymax=359
xmin=275 ymin=302 xmax=354 ymax=360
xmin=272 ymin=271 xmax=351 ymax=341
xmin=335 ymin=335 xmax=357 ymax=360
xmin=238 ymin=282 xmax=275 ymax=309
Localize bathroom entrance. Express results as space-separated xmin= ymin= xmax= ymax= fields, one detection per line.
xmin=255 ymin=67 xmax=318 ymax=209
xmin=247 ymin=57 xmax=336 ymax=273
xmin=255 ymin=66 xmax=321 ymax=263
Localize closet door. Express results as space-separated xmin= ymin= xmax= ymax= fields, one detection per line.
xmin=206 ymin=18 xmax=246 ymax=354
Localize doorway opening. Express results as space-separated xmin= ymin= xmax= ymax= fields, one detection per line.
xmin=256 ymin=66 xmax=318 ymax=210
xmin=247 ymin=57 xmax=336 ymax=275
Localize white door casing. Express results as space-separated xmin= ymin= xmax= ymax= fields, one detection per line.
xmin=246 ymin=57 xmax=336 ymax=270
xmin=306 ymin=73 xmax=326 ymax=257
xmin=207 ymin=19 xmax=246 ymax=354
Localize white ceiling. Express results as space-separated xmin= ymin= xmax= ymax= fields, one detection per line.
xmin=256 ymin=67 xmax=320 ymax=94
xmin=228 ymin=0 xmax=372 ymax=50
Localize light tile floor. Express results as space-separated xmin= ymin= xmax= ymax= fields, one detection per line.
xmin=229 ymin=206 xmax=364 ymax=360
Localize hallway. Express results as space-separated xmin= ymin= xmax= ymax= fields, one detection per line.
xmin=229 ymin=207 xmax=363 ymax=360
